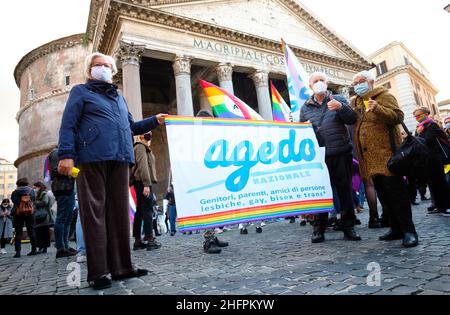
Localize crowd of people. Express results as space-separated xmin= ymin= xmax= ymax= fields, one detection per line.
xmin=3 ymin=52 xmax=449 ymax=291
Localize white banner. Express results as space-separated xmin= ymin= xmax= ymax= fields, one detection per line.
xmin=165 ymin=116 xmax=333 ymax=232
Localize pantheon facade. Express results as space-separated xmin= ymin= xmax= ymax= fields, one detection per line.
xmin=14 ymin=0 xmax=372 ymax=199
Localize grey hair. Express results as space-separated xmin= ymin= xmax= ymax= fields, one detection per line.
xmin=309 ymin=72 xmax=328 ymax=84
xmin=353 ymin=70 xmax=375 ymax=82
xmin=84 ymin=52 xmax=118 ymax=79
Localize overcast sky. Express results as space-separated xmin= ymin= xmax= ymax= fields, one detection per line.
xmin=0 ymin=0 xmax=449 ymax=164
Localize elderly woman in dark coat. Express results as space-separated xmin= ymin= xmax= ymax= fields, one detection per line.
xmin=57 ymin=52 xmax=167 ymax=290
xmin=32 ymin=182 xmax=53 ymax=254
xmin=0 ymin=199 xmax=13 ymax=254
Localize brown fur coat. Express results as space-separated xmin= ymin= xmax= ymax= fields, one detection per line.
xmin=350 ymin=87 xmax=404 ymax=180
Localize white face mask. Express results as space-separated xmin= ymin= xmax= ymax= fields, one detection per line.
xmin=91 ymin=66 xmax=113 ymax=82
xmin=312 ymin=81 xmax=327 ymax=95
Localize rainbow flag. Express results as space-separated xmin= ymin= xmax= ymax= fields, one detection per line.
xmin=270 ymin=81 xmax=292 ymax=122
xmin=43 ymin=155 xmax=51 ymax=182
xmin=282 ymin=39 xmax=312 ymax=122
xmin=129 ymin=186 xmax=137 ymax=224
xmin=177 ymin=199 xmax=333 ymax=232
xmin=199 ymin=80 xmax=263 ymax=120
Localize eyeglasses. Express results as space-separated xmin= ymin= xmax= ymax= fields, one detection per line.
xmin=92 ymin=63 xmax=112 ymax=69
xmin=351 ymin=80 xmax=367 ymax=87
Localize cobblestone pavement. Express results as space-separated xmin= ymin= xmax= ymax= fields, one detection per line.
xmin=0 ymin=199 xmax=449 ymax=295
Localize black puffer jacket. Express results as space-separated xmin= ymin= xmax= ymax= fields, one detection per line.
xmin=299 ymin=92 xmax=356 ymax=157
xmin=48 ymin=148 xmax=75 ymax=194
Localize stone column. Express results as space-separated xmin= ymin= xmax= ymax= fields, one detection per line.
xmin=337 ymin=85 xmax=350 ymax=99
xmin=251 ymin=70 xmax=272 ymax=120
xmin=173 ymin=56 xmax=194 ymax=117
xmin=117 ymin=41 xmax=145 ymax=121
xmin=215 ymin=63 xmax=234 ymax=94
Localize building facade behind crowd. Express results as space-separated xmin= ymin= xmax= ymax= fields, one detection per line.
xmin=0 ymin=159 xmax=17 ymax=200
xmin=370 ymin=42 xmax=440 ymax=131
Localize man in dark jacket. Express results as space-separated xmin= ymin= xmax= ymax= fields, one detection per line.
xmin=300 ymin=72 xmax=361 ymax=243
xmin=131 ymin=131 xmax=161 ymax=251
xmin=11 ymin=178 xmax=37 ymax=257
xmin=48 ymin=148 xmax=77 ymax=258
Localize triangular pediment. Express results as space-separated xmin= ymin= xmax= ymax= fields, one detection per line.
xmin=149 ymin=0 xmax=368 ymax=64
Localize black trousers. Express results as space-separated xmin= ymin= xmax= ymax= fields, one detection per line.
xmin=132 ymin=180 xmax=153 ymax=240
xmin=316 ymin=154 xmax=356 ymax=229
xmin=13 ymin=215 xmax=36 ymax=252
xmin=1 ymin=221 xmax=9 ymax=248
xmin=427 ymin=159 xmax=450 ymax=209
xmin=373 ymin=175 xmax=416 ymax=234
xmin=35 ymin=225 xmax=51 ymax=248
xmin=77 ymin=161 xmax=133 ymax=282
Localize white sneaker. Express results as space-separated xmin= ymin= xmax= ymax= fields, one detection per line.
xmin=260 ymin=222 xmax=266 ymax=227
xmin=214 ymin=228 xmax=224 ymax=234
xmin=0 ymin=249 xmax=7 ymax=254
xmin=76 ymin=254 xmax=86 ymax=263
xmin=443 ymin=209 xmax=450 ymax=217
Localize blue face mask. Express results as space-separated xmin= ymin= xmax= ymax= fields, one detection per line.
xmin=354 ymin=82 xmax=370 ymax=97
xmin=91 ymin=66 xmax=112 ymax=82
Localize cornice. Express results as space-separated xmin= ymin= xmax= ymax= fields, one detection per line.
xmin=376 ymin=64 xmax=439 ymax=95
xmin=16 ymin=87 xmax=72 ymax=122
xmin=119 ymin=0 xmax=372 ymax=65
xmin=14 ymin=34 xmax=86 ymax=88
xmin=14 ymin=145 xmax=57 ymax=169
xmin=94 ymin=1 xmax=372 ymax=72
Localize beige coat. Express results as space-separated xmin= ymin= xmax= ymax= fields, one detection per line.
xmin=350 ymin=86 xmax=404 ymax=180
xmin=132 ymin=142 xmax=158 ymax=187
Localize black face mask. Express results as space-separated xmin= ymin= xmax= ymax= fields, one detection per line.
xmin=144 ymin=133 xmax=152 ymax=141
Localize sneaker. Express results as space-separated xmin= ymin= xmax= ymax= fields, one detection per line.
xmin=427 ymin=206 xmax=437 ymax=213
xmin=441 ymin=209 xmax=450 ymax=217
xmin=289 ymin=217 xmax=296 ymax=223
xmin=0 ymin=249 xmax=7 ymax=254
xmin=368 ymin=219 xmax=382 ymax=229
xmin=214 ymin=228 xmax=224 ymax=234
xmin=13 ymin=252 xmax=20 ymax=258
xmin=255 ymin=227 xmax=263 ymax=234
xmin=203 ymin=239 xmax=222 ymax=254
xmin=300 ymin=220 xmax=307 ymax=226
xmin=240 ymin=228 xmax=248 ymax=235
xmin=67 ymin=247 xmax=78 ymax=254
xmin=222 ymin=227 xmax=231 ymax=232
xmin=133 ymin=242 xmax=148 ymax=251
xmin=27 ymin=250 xmax=37 ymax=256
xmin=76 ymin=254 xmax=87 ymax=263
xmin=212 ymin=237 xmax=229 ymax=247
xmin=146 ymin=240 xmax=162 ymax=251
xmin=56 ymin=249 xmax=77 ymax=258
xmin=89 ymin=276 xmax=112 ymax=290
xmin=170 ymin=231 xmax=176 ymax=236
xmin=260 ymin=222 xmax=266 ymax=227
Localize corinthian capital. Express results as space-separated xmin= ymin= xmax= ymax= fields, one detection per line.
xmin=173 ymin=56 xmax=192 ymax=76
xmin=117 ymin=41 xmax=145 ymax=66
xmin=250 ymin=70 xmax=269 ymax=88
xmin=215 ymin=63 xmax=233 ymax=82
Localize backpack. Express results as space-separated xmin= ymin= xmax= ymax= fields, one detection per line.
xmin=16 ymin=193 xmax=34 ymax=216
